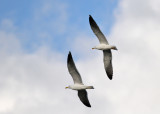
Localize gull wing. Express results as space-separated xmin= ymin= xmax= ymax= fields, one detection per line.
xmin=103 ymin=50 xmax=113 ymax=80
xmin=67 ymin=52 xmax=83 ymax=84
xmin=89 ymin=15 xmax=109 ymax=44
xmin=78 ymin=90 xmax=91 ymax=107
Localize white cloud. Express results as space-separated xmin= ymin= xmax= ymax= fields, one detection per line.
xmin=1 ymin=0 xmax=160 ymax=114
xmin=0 ymin=19 xmax=17 ymax=32
xmin=108 ymin=0 xmax=160 ymax=113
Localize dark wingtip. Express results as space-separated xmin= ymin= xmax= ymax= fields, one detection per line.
xmin=68 ymin=51 xmax=71 ymax=57
xmin=89 ymin=15 xmax=97 ymax=28
xmin=105 ymin=70 xmax=113 ymax=80
xmin=67 ymin=51 xmax=72 ymax=63
xmin=89 ymin=15 xmax=93 ymax=20
xmin=108 ymin=75 xmax=113 ymax=80
xmin=86 ymin=104 xmax=91 ymax=107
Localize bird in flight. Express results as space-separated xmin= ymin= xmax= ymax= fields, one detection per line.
xmin=66 ymin=52 xmax=94 ymax=107
xmin=89 ymin=15 xmax=117 ymax=80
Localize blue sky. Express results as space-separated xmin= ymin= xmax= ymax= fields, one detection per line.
xmin=0 ymin=0 xmax=160 ymax=114
xmin=0 ymin=0 xmax=118 ymax=53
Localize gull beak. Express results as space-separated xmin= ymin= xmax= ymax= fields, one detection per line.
xmin=92 ymin=48 xmax=95 ymax=50
xmin=65 ymin=87 xmax=69 ymax=89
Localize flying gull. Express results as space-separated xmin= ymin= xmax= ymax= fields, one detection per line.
xmin=89 ymin=15 xmax=117 ymax=80
xmin=66 ymin=52 xmax=94 ymax=107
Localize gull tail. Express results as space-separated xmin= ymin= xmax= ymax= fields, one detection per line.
xmin=87 ymin=86 xmax=94 ymax=89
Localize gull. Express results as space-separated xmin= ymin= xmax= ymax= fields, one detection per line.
xmin=65 ymin=52 xmax=94 ymax=107
xmin=89 ymin=15 xmax=117 ymax=80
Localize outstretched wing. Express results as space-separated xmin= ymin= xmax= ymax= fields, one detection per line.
xmin=67 ymin=52 xmax=83 ymax=84
xmin=89 ymin=15 xmax=109 ymax=44
xmin=103 ymin=50 xmax=113 ymax=80
xmin=78 ymin=90 xmax=91 ymax=107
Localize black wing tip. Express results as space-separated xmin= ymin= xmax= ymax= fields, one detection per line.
xmin=89 ymin=15 xmax=97 ymax=28
xmin=83 ymin=102 xmax=91 ymax=107
xmin=108 ymin=75 xmax=113 ymax=80
xmin=105 ymin=68 xmax=113 ymax=80
xmin=89 ymin=15 xmax=93 ymax=21
xmin=109 ymin=76 xmax=113 ymax=80
xmin=68 ymin=51 xmax=71 ymax=57
xmin=86 ymin=104 xmax=91 ymax=107
xmin=67 ymin=51 xmax=72 ymax=63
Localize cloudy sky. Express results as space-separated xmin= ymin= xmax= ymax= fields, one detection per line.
xmin=0 ymin=0 xmax=160 ymax=114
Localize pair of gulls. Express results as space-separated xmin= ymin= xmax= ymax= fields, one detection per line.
xmin=66 ymin=15 xmax=117 ymax=107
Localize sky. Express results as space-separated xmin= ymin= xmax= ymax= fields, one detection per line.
xmin=0 ymin=0 xmax=160 ymax=114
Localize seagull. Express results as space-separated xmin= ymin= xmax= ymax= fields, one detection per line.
xmin=66 ymin=52 xmax=94 ymax=107
xmin=89 ymin=15 xmax=117 ymax=80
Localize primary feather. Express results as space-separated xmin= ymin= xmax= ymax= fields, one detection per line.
xmin=67 ymin=52 xmax=83 ymax=84
xmin=89 ymin=15 xmax=108 ymax=44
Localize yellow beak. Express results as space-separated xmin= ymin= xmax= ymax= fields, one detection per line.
xmin=65 ymin=87 xmax=69 ymax=89
xmin=92 ymin=48 xmax=94 ymax=50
